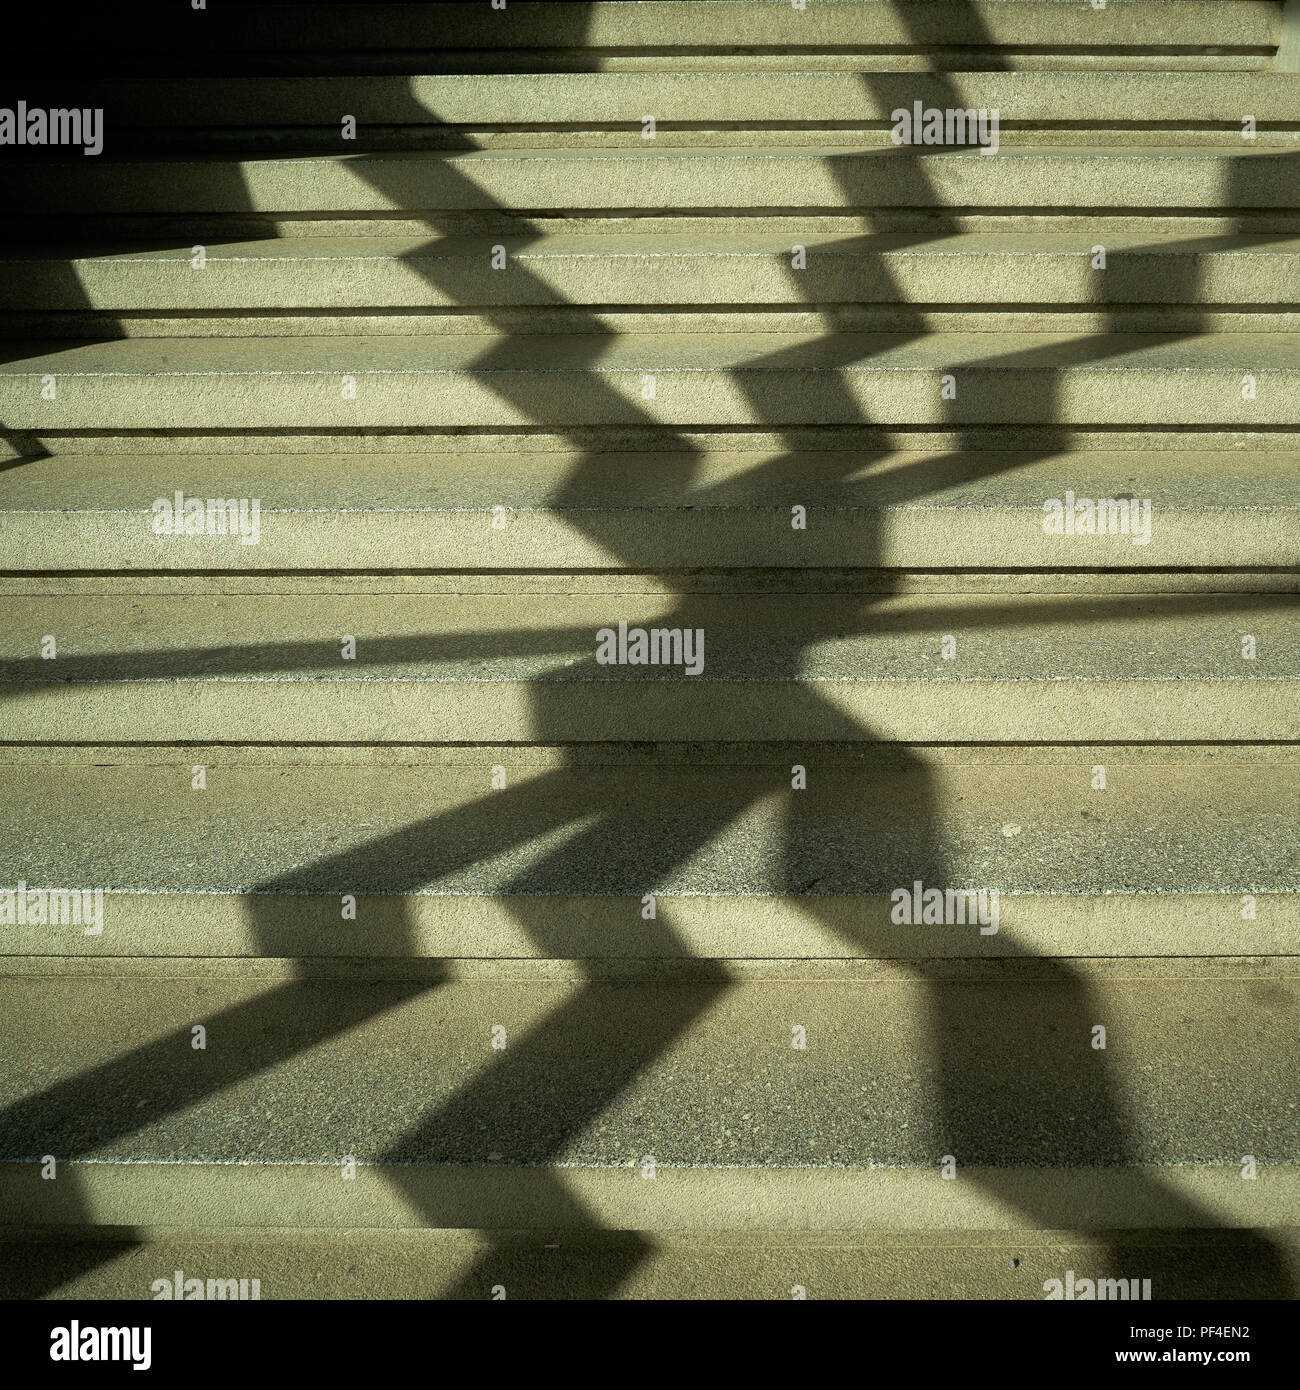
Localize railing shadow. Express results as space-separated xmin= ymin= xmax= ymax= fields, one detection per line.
xmin=0 ymin=0 xmax=1294 ymax=1301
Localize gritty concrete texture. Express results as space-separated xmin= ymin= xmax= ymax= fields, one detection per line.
xmin=2 ymin=331 xmax=1297 ymax=430
xmin=5 ymin=1159 xmax=1299 ymax=1246
xmin=8 ymin=147 xmax=1299 ymax=216
xmin=0 ymin=969 xmax=1297 ymax=1166
xmin=1281 ymin=0 xmax=1300 ymax=72
xmin=0 ymin=752 xmax=1295 ymax=959
xmin=4 ymin=0 xmax=1297 ymax=1306
xmin=2 ymin=449 xmax=1298 ymax=570
xmin=1 ymin=590 xmax=1296 ymax=742
xmin=56 ymin=72 xmax=1300 ymax=133
xmin=3 ymin=1226 xmax=1297 ymax=1300
xmin=3 ymin=426 xmax=1293 ymax=461
xmin=12 ymin=309 xmax=1299 ymax=339
xmin=4 ymin=234 xmax=1297 ymax=312
xmin=44 ymin=214 xmax=1299 ymax=244
xmin=7 ymin=572 xmax=1297 ymax=598
xmin=35 ymin=1 xmax=1289 ymax=64
xmin=3 ymin=892 xmax=1298 ymax=963
xmin=0 ymin=750 xmax=1295 ymax=900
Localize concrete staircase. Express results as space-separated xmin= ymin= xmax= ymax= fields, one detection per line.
xmin=1 ymin=0 xmax=1297 ymax=1300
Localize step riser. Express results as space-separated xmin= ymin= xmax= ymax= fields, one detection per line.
xmin=4 ymin=511 xmax=1298 ymax=570
xmin=38 ymin=72 xmax=1300 ymax=133
xmin=4 ymin=683 xmax=1297 ymax=743
xmin=40 ymin=1 xmax=1284 ymax=57
xmin=32 ymin=54 xmax=1292 ymax=81
xmin=4 ymin=354 xmax=1296 ymax=429
xmin=5 ymin=428 xmax=1290 ymax=461
xmin=10 ymin=152 xmax=1299 ymax=217
xmin=7 ymin=1232 xmax=1296 ymax=1301
xmin=1 ymin=897 xmax=1294 ymax=963
xmin=6 ymin=239 xmax=1298 ymax=312
xmin=82 ymin=130 xmax=1300 ymax=157
xmin=0 ymin=381 xmax=1289 ymax=429
xmin=13 ymin=310 xmax=1300 ymax=338
xmin=6 ymin=1162 xmax=1298 ymax=1238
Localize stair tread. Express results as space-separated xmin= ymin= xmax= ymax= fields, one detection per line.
xmin=127 ymin=0 xmax=1293 ymax=51
xmin=4 ymin=448 xmax=1298 ymax=509
xmin=10 ymin=1227 xmax=1298 ymax=1301
xmin=3 ymin=589 xmax=1296 ymax=679
xmin=2 ymin=331 xmax=1294 ymax=430
xmin=1 ymin=971 xmax=1296 ymax=1167
xmin=55 ymin=70 xmax=1300 ymax=127
xmin=2 ymin=590 xmax=1296 ymax=742
xmin=10 ymin=147 xmax=1298 ymax=216
xmin=1 ymin=751 xmax=1295 ymax=900
xmin=6 ymin=450 xmax=1295 ymax=570
xmin=9 ymin=329 xmax=1296 ymax=367
xmin=5 ymin=233 xmax=1296 ymax=313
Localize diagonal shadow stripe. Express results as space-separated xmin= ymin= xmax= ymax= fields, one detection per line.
xmin=2 ymin=0 xmax=1295 ymax=1301
xmin=327 ymin=17 xmax=1296 ymax=1292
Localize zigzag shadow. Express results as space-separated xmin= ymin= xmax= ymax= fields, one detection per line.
xmin=0 ymin=0 xmax=1293 ymax=1301
xmin=324 ymin=9 xmax=1294 ymax=1295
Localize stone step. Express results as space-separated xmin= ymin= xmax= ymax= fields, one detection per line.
xmin=2 ymin=332 xmax=1294 ymax=430
xmin=6 ymin=0 xmax=1297 ymax=1314
xmin=41 ymin=72 xmax=1300 ymax=151
xmin=0 ymin=966 xmax=1294 ymax=1185
xmin=2 ymin=428 xmax=1289 ymax=461
xmin=16 ymin=309 xmax=1293 ymax=339
xmin=34 ymin=0 xmax=1289 ymax=76
xmin=2 ymin=449 xmax=1297 ymax=570
xmin=1 ymin=588 xmax=1296 ymax=742
xmin=3 ymin=235 xmax=1294 ymax=339
xmin=49 ymin=212 xmax=1294 ymax=241
xmin=8 ymin=148 xmax=1297 ymax=219
xmin=6 ymin=1227 xmax=1297 ymax=1300
xmin=0 ymin=747 xmax=1294 ymax=959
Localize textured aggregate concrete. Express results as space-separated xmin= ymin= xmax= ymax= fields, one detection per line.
xmin=6 ymin=0 xmax=1297 ymax=1306
xmin=0 ymin=755 xmax=1296 ymax=897
xmin=0 ymin=751 xmax=1296 ymax=958
xmin=5 ymin=590 xmax=1295 ymax=681
xmin=5 ymin=234 xmax=1297 ymax=310
xmin=12 ymin=311 xmax=1298 ymax=339
xmin=1 ymin=590 xmax=1296 ymax=741
xmin=4 ymin=446 xmax=1296 ymax=509
xmin=55 ymin=72 xmax=1300 ymax=130
xmin=6 ymin=1156 xmax=1299 ymax=1239
xmin=2 ymin=331 xmax=1297 ymax=430
xmin=1 ymin=970 xmax=1297 ymax=1166
xmin=62 ymin=2 xmax=1283 ymax=58
xmin=8 ymin=147 xmax=1299 ymax=216
xmin=45 ymin=214 xmax=1297 ymax=242
xmin=6 ymin=1228 xmax=1300 ymax=1301
xmin=2 ymin=449 xmax=1298 ymax=570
